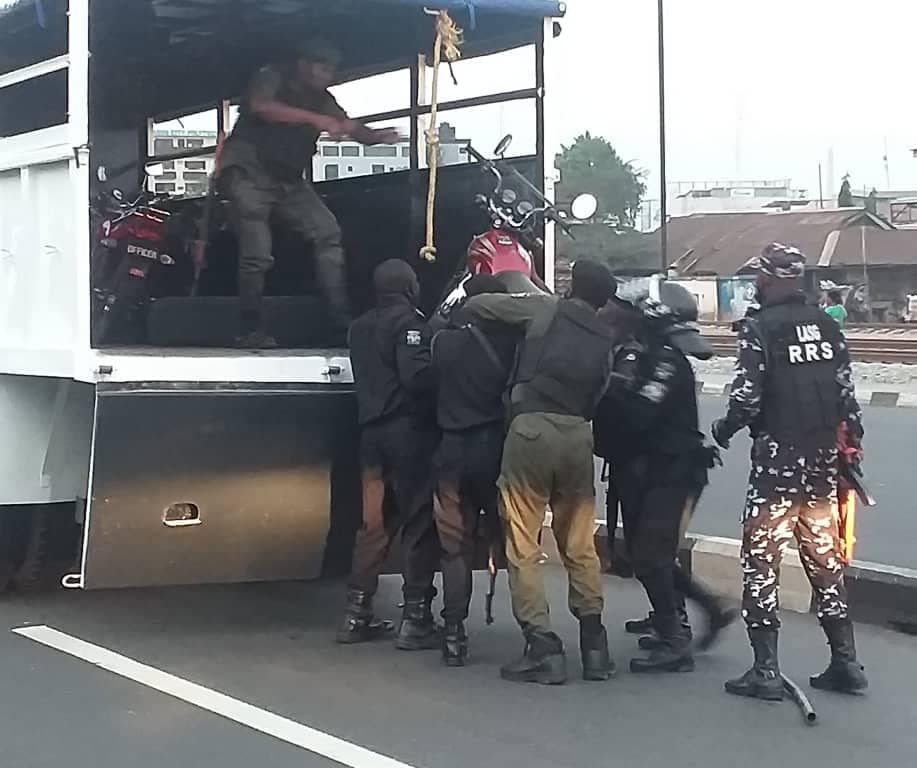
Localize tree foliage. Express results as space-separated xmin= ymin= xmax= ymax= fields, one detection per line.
xmin=555 ymin=133 xmax=646 ymax=228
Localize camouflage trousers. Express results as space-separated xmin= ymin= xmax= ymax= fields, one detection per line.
xmin=741 ymin=442 xmax=848 ymax=630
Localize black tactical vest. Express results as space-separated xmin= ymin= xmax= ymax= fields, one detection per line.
xmin=750 ymin=295 xmax=844 ymax=449
xmin=513 ymin=300 xmax=614 ymax=420
xmin=232 ymin=75 xmax=330 ymax=181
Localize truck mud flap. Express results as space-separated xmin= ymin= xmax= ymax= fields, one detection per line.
xmin=79 ymin=383 xmax=361 ymax=589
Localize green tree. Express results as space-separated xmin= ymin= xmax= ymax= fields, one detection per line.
xmin=555 ymin=133 xmax=646 ymax=227
xmin=838 ymin=175 xmax=854 ymax=207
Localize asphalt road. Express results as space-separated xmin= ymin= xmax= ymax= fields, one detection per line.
xmin=685 ymin=397 xmax=915 ymax=569
xmin=1 ymin=572 xmax=916 ymax=768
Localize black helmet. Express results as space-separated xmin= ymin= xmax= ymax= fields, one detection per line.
xmin=637 ymin=281 xmax=714 ymax=361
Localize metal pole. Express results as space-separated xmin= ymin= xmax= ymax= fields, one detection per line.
xmin=657 ymin=0 xmax=668 ymax=273
xmin=818 ymin=163 xmax=824 ymax=209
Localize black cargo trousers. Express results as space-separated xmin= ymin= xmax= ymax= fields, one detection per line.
xmin=221 ymin=151 xmax=349 ymax=330
xmin=433 ymin=423 xmax=505 ymax=623
xmin=348 ymin=414 xmax=440 ymax=603
xmin=614 ymin=458 xmax=699 ymax=620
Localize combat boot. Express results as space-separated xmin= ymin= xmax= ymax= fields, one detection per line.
xmin=442 ymin=622 xmax=468 ymax=667
xmin=396 ymin=597 xmax=442 ymax=651
xmin=724 ymin=628 xmax=784 ymax=701
xmin=335 ymin=588 xmax=394 ymax=644
xmin=630 ymin=613 xmax=695 ymax=673
xmin=579 ymin=615 xmax=615 ymax=681
xmin=638 ymin=604 xmax=693 ymax=651
xmin=680 ymin=578 xmax=739 ymax=651
xmin=500 ymin=630 xmax=567 ymax=685
xmin=810 ymin=617 xmax=868 ymax=693
xmin=624 ymin=612 xmax=655 ymax=635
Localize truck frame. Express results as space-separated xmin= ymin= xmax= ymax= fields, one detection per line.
xmin=0 ymin=0 xmax=566 ymax=592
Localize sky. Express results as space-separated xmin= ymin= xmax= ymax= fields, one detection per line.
xmin=7 ymin=0 xmax=916 ymax=198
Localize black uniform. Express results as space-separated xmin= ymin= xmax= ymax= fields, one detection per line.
xmin=431 ymin=305 xmax=519 ymax=661
xmin=595 ymin=317 xmax=725 ymax=671
xmin=716 ymin=245 xmax=867 ymax=699
xmin=339 ymin=260 xmax=440 ymax=648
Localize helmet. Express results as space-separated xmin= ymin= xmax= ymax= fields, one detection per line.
xmin=636 ymin=281 xmax=713 ymax=361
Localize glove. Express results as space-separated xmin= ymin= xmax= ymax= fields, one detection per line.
xmin=711 ymin=418 xmax=732 ymax=450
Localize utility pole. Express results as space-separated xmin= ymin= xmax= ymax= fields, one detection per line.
xmin=657 ymin=0 xmax=668 ymax=274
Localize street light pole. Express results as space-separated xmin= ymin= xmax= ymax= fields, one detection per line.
xmin=657 ymin=0 xmax=668 ymax=274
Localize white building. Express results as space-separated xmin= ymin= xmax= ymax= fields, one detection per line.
xmin=151 ymin=129 xmax=218 ymax=196
xmin=313 ymin=122 xmax=469 ymax=181
xmin=150 ymin=122 xmax=470 ymax=194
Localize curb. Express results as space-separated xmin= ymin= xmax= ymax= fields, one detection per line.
xmin=696 ymin=380 xmax=917 ymax=407
xmin=549 ymin=524 xmax=917 ymax=632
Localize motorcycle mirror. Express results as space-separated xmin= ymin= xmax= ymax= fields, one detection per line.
xmin=570 ymin=193 xmax=598 ymax=221
xmin=96 ymin=166 xmax=108 ymax=183
xmin=145 ymin=162 xmax=166 ymax=178
xmin=494 ymin=134 xmax=513 ymax=157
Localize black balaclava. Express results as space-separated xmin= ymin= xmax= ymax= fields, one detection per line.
xmin=373 ymin=259 xmax=420 ymax=306
xmin=571 ymin=260 xmax=617 ymax=310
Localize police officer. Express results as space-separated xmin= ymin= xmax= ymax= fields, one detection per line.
xmin=595 ymin=283 xmax=735 ymax=674
xmin=712 ymin=243 xmax=868 ymax=699
xmin=221 ymin=39 xmax=401 ymax=348
xmin=336 ymin=259 xmax=441 ymax=651
xmin=462 ymin=261 xmax=617 ymax=685
xmin=430 ymin=275 xmax=520 ymax=666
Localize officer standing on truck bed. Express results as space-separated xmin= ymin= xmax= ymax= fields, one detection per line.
xmin=221 ymin=39 xmax=401 ymax=348
xmin=712 ymin=243 xmax=869 ymax=700
xmin=336 ymin=259 xmax=441 ymax=652
xmin=430 ymin=274 xmax=520 ymax=667
xmin=462 ymin=260 xmax=617 ymax=685
xmin=594 ymin=282 xmax=736 ymax=675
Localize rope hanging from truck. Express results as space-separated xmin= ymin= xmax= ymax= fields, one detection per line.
xmin=419 ymin=8 xmax=463 ymax=263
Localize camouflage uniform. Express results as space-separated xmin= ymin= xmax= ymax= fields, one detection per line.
xmin=722 ymin=319 xmax=862 ymax=629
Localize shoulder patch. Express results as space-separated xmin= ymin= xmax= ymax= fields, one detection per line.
xmin=406 ymin=329 xmax=422 ymax=347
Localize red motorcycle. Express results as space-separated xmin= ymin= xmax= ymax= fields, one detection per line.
xmin=439 ymin=134 xmax=597 ymax=316
xmin=90 ymin=162 xmax=192 ymax=344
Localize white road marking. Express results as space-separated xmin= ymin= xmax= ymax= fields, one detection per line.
xmin=13 ymin=625 xmax=421 ymax=768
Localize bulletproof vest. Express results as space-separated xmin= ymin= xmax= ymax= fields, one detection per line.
xmin=751 ymin=296 xmax=844 ymax=448
xmin=232 ymin=75 xmax=327 ymax=181
xmin=513 ymin=300 xmax=614 ymax=419
xmin=433 ymin=321 xmax=518 ymax=432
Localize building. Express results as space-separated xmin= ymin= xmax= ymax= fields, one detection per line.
xmin=151 ymin=129 xmax=219 ymax=196
xmin=313 ymin=122 xmax=469 ymax=181
xmin=849 ymin=189 xmax=917 ymax=228
xmin=665 ymin=208 xmax=917 ymax=322
xmin=151 ymin=122 xmax=470 ymax=193
xmin=636 ymin=178 xmax=812 ymax=233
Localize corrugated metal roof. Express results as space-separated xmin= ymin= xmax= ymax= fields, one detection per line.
xmin=670 ymin=209 xmax=905 ymax=274
xmin=832 ymin=228 xmax=917 ymax=267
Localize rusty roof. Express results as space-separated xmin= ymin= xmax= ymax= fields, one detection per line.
xmin=669 ymin=209 xmax=902 ymax=275
xmin=831 ymin=228 xmax=917 ymax=267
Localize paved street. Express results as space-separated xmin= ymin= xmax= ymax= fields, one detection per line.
xmin=688 ymin=397 xmax=915 ymax=569
xmin=2 ymin=571 xmax=916 ymax=768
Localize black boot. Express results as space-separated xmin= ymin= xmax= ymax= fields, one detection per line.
xmin=625 ymin=612 xmax=655 ymax=635
xmin=678 ymin=574 xmax=738 ymax=651
xmin=396 ymin=598 xmax=442 ymax=651
xmin=638 ymin=603 xmax=693 ymax=651
xmin=236 ymin=280 xmax=278 ymax=349
xmin=500 ymin=630 xmax=567 ymax=685
xmin=580 ymin=616 xmax=615 ymax=681
xmin=442 ymin=622 xmax=468 ymax=667
xmin=810 ymin=617 xmax=868 ymax=693
xmin=724 ymin=628 xmax=784 ymax=701
xmin=335 ymin=588 xmax=394 ymax=644
xmin=630 ymin=613 xmax=695 ymax=673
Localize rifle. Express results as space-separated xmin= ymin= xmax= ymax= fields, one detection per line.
xmin=837 ymin=422 xmax=877 ymax=564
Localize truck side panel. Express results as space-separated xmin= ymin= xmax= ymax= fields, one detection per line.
xmin=80 ymin=385 xmax=362 ymax=589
